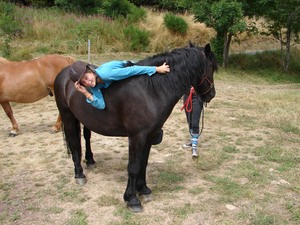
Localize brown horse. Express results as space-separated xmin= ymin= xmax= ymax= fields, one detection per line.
xmin=0 ymin=54 xmax=75 ymax=136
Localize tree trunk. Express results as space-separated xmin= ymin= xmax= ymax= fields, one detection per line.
xmin=223 ymin=33 xmax=232 ymax=68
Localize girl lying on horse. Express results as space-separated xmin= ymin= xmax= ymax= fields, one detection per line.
xmin=69 ymin=60 xmax=170 ymax=110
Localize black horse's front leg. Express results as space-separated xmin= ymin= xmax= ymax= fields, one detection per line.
xmin=123 ymin=135 xmax=146 ymax=212
xmin=137 ymin=142 xmax=152 ymax=197
xmin=136 ymin=129 xmax=163 ymax=199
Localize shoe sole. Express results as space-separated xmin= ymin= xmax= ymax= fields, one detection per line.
xmin=182 ymin=144 xmax=192 ymax=148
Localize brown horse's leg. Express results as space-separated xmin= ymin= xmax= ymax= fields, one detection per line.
xmin=1 ymin=102 xmax=19 ymax=136
xmin=52 ymin=113 xmax=62 ymax=132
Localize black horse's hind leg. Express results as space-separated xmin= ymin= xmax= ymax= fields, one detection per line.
xmin=63 ymin=115 xmax=87 ymax=186
xmin=83 ymin=126 xmax=95 ymax=168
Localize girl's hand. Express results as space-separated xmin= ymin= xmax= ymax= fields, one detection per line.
xmin=156 ymin=62 xmax=170 ymax=74
xmin=75 ymin=81 xmax=88 ymax=94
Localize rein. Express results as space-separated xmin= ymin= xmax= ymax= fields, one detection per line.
xmin=180 ymin=71 xmax=213 ymax=112
xmin=180 ymin=87 xmax=205 ymax=135
xmin=180 ymin=87 xmax=195 ymax=112
xmin=199 ymin=106 xmax=204 ymax=135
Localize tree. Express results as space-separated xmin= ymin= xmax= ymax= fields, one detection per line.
xmin=193 ymin=0 xmax=246 ymax=67
xmin=260 ymin=0 xmax=300 ymax=71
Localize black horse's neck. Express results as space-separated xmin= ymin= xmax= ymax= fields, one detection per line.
xmin=136 ymin=47 xmax=206 ymax=100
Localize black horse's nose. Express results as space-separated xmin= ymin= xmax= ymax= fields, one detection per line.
xmin=203 ymin=88 xmax=216 ymax=103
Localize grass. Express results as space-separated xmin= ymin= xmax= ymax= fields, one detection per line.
xmin=0 ymin=69 xmax=299 ymax=224
xmin=205 ymin=175 xmax=250 ymax=202
xmin=153 ymin=170 xmax=185 ymax=192
xmin=96 ymin=195 xmax=120 ymax=207
xmin=67 ymin=209 xmax=88 ymax=225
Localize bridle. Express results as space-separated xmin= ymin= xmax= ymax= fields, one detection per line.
xmin=196 ymin=49 xmax=215 ymax=96
xmin=197 ymin=74 xmax=214 ymax=95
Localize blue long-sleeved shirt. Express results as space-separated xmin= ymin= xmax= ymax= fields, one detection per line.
xmin=86 ymin=60 xmax=156 ymax=109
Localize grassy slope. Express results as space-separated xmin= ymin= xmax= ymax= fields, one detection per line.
xmin=3 ymin=6 xmax=279 ymax=57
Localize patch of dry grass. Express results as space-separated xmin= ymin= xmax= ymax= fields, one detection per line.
xmin=139 ymin=9 xmax=216 ymax=52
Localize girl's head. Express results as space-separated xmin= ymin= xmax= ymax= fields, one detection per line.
xmin=78 ymin=70 xmax=97 ymax=87
xmin=69 ymin=62 xmax=97 ymax=87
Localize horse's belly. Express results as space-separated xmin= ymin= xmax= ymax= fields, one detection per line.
xmin=4 ymin=89 xmax=49 ymax=103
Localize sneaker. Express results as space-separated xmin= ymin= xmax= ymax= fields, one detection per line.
xmin=192 ymin=148 xmax=199 ymax=158
xmin=182 ymin=142 xmax=192 ymax=148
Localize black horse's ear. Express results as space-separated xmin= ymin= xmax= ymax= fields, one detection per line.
xmin=188 ymin=41 xmax=195 ymax=47
xmin=204 ymin=44 xmax=211 ymax=56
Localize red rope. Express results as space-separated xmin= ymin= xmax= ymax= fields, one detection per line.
xmin=181 ymin=87 xmax=195 ymax=112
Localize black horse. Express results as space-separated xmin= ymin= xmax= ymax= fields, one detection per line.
xmin=54 ymin=43 xmax=217 ymax=212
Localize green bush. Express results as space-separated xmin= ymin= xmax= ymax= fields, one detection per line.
xmin=99 ymin=0 xmax=145 ymax=22
xmin=2 ymin=36 xmax=11 ymax=58
xmin=126 ymin=4 xmax=146 ymax=23
xmin=10 ymin=48 xmax=34 ymax=61
xmin=129 ymin=0 xmax=193 ymax=12
xmin=0 ymin=2 xmax=22 ymax=36
xmin=124 ymin=25 xmax=150 ymax=52
xmin=158 ymin=0 xmax=192 ymax=12
xmin=54 ymin=0 xmax=101 ymax=14
xmin=102 ymin=0 xmax=131 ymax=18
xmin=163 ymin=13 xmax=188 ymax=35
xmin=30 ymin=0 xmax=55 ymax=7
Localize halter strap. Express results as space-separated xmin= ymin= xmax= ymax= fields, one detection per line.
xmin=198 ymin=75 xmax=214 ymax=95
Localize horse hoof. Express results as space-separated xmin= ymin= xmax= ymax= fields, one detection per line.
xmin=86 ymin=163 xmax=96 ymax=169
xmin=126 ymin=197 xmax=143 ymax=212
xmin=51 ymin=127 xmax=60 ymax=133
xmin=9 ymin=132 xmax=17 ymax=137
xmin=75 ymin=178 xmax=87 ymax=186
xmin=127 ymin=203 xmax=143 ymax=213
xmin=140 ymin=194 xmax=152 ymax=203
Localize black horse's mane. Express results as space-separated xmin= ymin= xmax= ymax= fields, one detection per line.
xmin=136 ymin=45 xmax=215 ymax=98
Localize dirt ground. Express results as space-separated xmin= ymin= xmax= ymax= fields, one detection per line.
xmin=0 ymin=80 xmax=299 ymax=225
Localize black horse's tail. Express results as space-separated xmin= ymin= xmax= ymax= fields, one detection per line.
xmin=61 ymin=123 xmax=71 ymax=156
